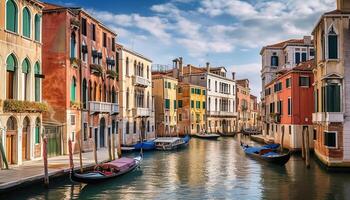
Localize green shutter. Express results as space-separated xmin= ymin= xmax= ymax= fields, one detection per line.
xmin=328 ymin=35 xmax=338 ymax=59
xmin=35 ymin=126 xmax=40 ymax=144
xmin=191 ymin=100 xmax=194 ymax=108
xmin=6 ymin=0 xmax=17 ymax=32
xmin=23 ymin=8 xmax=31 ymax=37
xmin=203 ymin=101 xmax=206 ymax=109
xmin=35 ymin=63 xmax=40 ymax=101
xmin=165 ymin=99 xmax=170 ymax=109
xmin=35 ymin=15 xmax=41 ymax=41
xmin=22 ymin=59 xmax=30 ymax=74
xmin=178 ymin=100 xmax=182 ymax=108
xmin=6 ymin=54 xmax=17 ymax=71
xmin=174 ymin=100 xmax=176 ymax=109
xmin=191 ymin=88 xmax=194 ymax=94
xmin=71 ymin=77 xmax=76 ymax=102
xmin=202 ymin=90 xmax=206 ymax=95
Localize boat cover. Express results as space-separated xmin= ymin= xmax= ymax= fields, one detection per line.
xmin=134 ymin=140 xmax=156 ymax=150
xmin=101 ymin=158 xmax=136 ymax=171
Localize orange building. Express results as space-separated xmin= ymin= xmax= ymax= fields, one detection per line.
xmin=42 ymin=3 xmax=119 ymax=155
xmin=236 ymin=79 xmax=251 ymax=131
xmin=264 ymin=60 xmax=314 ymax=151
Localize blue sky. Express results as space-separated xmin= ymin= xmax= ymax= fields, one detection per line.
xmin=46 ymin=0 xmax=336 ymax=98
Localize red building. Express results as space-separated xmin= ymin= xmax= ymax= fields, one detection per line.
xmin=42 ymin=3 xmax=119 ymax=155
xmin=264 ymin=60 xmax=314 ymax=151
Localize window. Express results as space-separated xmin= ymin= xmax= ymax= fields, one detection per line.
xmin=103 ymin=32 xmax=107 ymax=47
xmin=274 ymin=82 xmax=282 ymax=92
xmin=271 ymin=54 xmax=279 ymax=67
xmin=22 ymin=7 xmax=31 ymax=37
xmin=6 ymin=0 xmax=18 ymax=33
xmin=82 ymin=79 xmax=87 ymax=109
xmin=203 ymin=101 xmax=206 ymax=109
xmin=191 ymin=88 xmax=195 ymax=94
xmin=83 ymin=123 xmax=88 ymax=141
xmin=35 ymin=118 xmax=40 ymax=144
xmin=34 ymin=14 xmax=41 ymax=41
xmin=324 ymin=132 xmax=337 ymax=148
xmin=112 ymin=38 xmax=115 ymax=51
xmin=133 ymin=121 xmax=136 ymax=134
xmin=277 ymin=100 xmax=282 ymax=115
xmin=325 ymin=84 xmax=341 ymax=112
xmin=71 ymin=115 xmax=76 ymax=125
xmin=126 ymin=57 xmax=129 ymax=76
xmin=289 ymin=126 xmax=292 ymax=135
xmin=314 ymin=89 xmax=319 ymax=112
xmin=71 ymin=77 xmax=76 ymax=102
xmin=299 ymin=77 xmax=310 ymax=87
xmin=178 ymin=100 xmax=183 ymax=108
xmin=310 ymin=49 xmax=315 ymax=57
xmin=174 ymin=100 xmax=177 ymax=109
xmin=81 ymin=18 xmax=87 ymax=36
xmin=164 ymin=81 xmax=167 ymax=88
xmin=126 ymin=122 xmax=130 ymax=134
xmin=147 ymin=121 xmax=150 ymax=132
xmin=295 ymin=52 xmax=300 ymax=64
xmin=288 ymin=98 xmax=292 ymax=115
xmin=328 ymin=26 xmax=338 ymax=59
xmin=6 ymin=54 xmax=17 ymax=99
xmin=196 ymin=101 xmax=200 ymax=109
xmin=165 ymin=99 xmax=170 ymax=109
xmin=191 ymin=100 xmax=194 ymax=108
xmin=215 ymin=81 xmax=217 ymax=92
xmin=313 ymin=129 xmax=317 ymax=141
xmin=208 ymin=79 xmax=211 ymax=90
xmin=286 ymin=78 xmax=291 ymax=88
xmin=179 ymin=114 xmax=182 ymax=121
xmin=265 ymin=88 xmax=271 ymax=96
xmin=92 ymin=24 xmax=96 ymax=41
xmin=302 ymin=52 xmax=307 ymax=62
xmin=168 ymin=82 xmax=171 ymax=88
xmin=34 ymin=62 xmax=41 ymax=102
xmin=22 ymin=58 xmax=30 ymax=101
xmin=70 ymin=32 xmax=76 ymax=58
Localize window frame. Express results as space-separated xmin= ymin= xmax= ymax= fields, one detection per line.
xmin=324 ymin=131 xmax=337 ymax=149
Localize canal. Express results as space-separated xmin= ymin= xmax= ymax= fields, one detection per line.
xmin=2 ymin=136 xmax=350 ymax=200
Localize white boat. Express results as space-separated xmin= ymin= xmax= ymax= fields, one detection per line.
xmin=154 ymin=137 xmax=188 ymax=151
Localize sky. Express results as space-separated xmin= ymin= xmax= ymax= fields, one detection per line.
xmin=46 ymin=0 xmax=336 ymax=98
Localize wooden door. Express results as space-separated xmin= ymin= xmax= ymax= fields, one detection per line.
xmin=22 ymin=132 xmax=27 ymax=160
xmin=6 ymin=135 xmax=13 ymax=164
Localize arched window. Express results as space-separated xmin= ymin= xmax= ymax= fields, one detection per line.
xmin=35 ymin=14 xmax=41 ymax=41
xmin=22 ymin=58 xmax=30 ymax=100
xmin=6 ymin=54 xmax=17 ymax=99
xmin=112 ymin=86 xmax=116 ymax=103
xmin=103 ymin=84 xmax=107 ymax=102
xmin=93 ymin=82 xmax=97 ymax=101
xmin=70 ymin=32 xmax=76 ymax=58
xmin=328 ymin=26 xmax=338 ymax=59
xmin=134 ymin=60 xmax=137 ymax=76
xmin=147 ymin=65 xmax=149 ymax=79
xmin=126 ymin=57 xmax=129 ymax=76
xmin=22 ymin=7 xmax=31 ymax=37
xmin=34 ymin=62 xmax=41 ymax=102
xmin=82 ymin=79 xmax=87 ymax=109
xmin=7 ymin=116 xmax=17 ymax=131
xmin=126 ymin=121 xmax=130 ymax=134
xmin=35 ymin=118 xmax=41 ymax=144
xmin=88 ymin=80 xmax=92 ymax=102
xmin=126 ymin=88 xmax=129 ymax=108
xmin=147 ymin=92 xmax=150 ymax=108
xmin=71 ymin=76 xmax=76 ymax=102
xmin=6 ymin=0 xmax=18 ymax=32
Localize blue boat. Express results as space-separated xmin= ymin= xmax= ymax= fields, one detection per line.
xmin=241 ymin=143 xmax=290 ymax=166
xmin=183 ymin=135 xmax=190 ymax=144
xmin=134 ymin=140 xmax=156 ymax=151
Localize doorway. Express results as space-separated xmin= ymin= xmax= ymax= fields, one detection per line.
xmin=6 ymin=116 xmax=17 ymax=164
xmin=99 ymin=118 xmax=105 ymax=148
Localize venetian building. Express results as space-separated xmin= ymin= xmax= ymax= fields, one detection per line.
xmin=0 ymin=0 xmax=44 ymax=166
xmin=117 ymin=45 xmax=155 ymax=145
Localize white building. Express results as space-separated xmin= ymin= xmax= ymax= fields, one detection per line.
xmin=116 ymin=45 xmax=155 ymax=145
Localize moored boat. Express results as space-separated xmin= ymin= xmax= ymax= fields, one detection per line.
xmin=70 ymin=156 xmax=142 ymax=184
xmin=154 ymin=137 xmax=188 ymax=151
xmin=193 ymin=133 xmax=220 ymax=140
xmin=241 ymin=143 xmax=290 ymax=166
xmin=134 ymin=140 xmax=156 ymax=151
xmin=242 ymin=128 xmax=262 ymax=135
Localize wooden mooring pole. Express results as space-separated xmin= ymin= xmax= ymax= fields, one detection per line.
xmin=78 ymin=135 xmax=83 ymax=173
xmin=93 ymin=139 xmax=98 ymax=165
xmin=111 ymin=132 xmax=115 ymax=160
xmin=68 ymin=139 xmax=74 ymax=170
xmin=301 ymin=126 xmax=306 ymax=160
xmin=43 ymin=137 xmax=49 ymax=187
xmin=305 ymin=126 xmax=310 ymax=168
xmin=108 ymin=133 xmax=112 ymax=161
xmin=280 ymin=126 xmax=285 ymax=153
xmin=118 ymin=130 xmax=122 ymax=158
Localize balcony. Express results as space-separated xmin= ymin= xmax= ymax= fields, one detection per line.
xmin=89 ymin=101 xmax=119 ymax=115
xmin=132 ymin=75 xmax=151 ymax=87
xmin=312 ymin=112 xmax=344 ymax=123
xmin=133 ymin=107 xmax=151 ymax=117
xmin=208 ymin=111 xmax=236 ymax=117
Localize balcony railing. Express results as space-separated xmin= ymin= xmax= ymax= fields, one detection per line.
xmin=208 ymin=111 xmax=236 ymax=117
xmin=133 ymin=107 xmax=151 ymax=117
xmin=132 ymin=75 xmax=151 ymax=87
xmin=312 ymin=112 xmax=344 ymax=123
xmin=89 ymin=101 xmax=119 ymax=115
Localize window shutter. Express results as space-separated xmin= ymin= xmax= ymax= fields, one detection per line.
xmin=302 ymin=53 xmax=307 ymax=62
xmin=328 ymin=35 xmax=338 ymax=59
xmin=23 ymin=8 xmax=31 ymax=37
xmin=35 ymin=15 xmax=41 ymax=41
xmin=6 ymin=55 xmax=16 ymax=71
xmin=6 ymin=0 xmax=17 ymax=32
xmin=22 ymin=59 xmax=29 ymax=74
xmin=295 ymin=52 xmax=300 ymax=64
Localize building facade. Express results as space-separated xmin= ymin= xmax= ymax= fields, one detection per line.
xmin=42 ymin=3 xmax=119 ymax=155
xmin=152 ymin=73 xmax=178 ymax=137
xmin=168 ymin=60 xmax=237 ymax=134
xmin=117 ymin=45 xmax=155 ymax=145
xmin=177 ymin=83 xmax=206 ymax=136
xmin=0 ymin=0 xmax=44 ymax=166
xmin=248 ymin=95 xmax=259 ymax=130
xmin=312 ymin=0 xmax=350 ymax=167
xmin=260 ymin=37 xmax=314 ymax=136
xmin=264 ymin=60 xmax=314 ymax=151
xmin=236 ymin=79 xmax=251 ymax=131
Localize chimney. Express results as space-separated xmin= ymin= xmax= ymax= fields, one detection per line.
xmin=303 ymin=36 xmax=312 ymax=45
xmin=206 ymin=62 xmax=210 ymax=72
xmin=172 ymin=58 xmax=178 ymax=78
xmin=337 ymin=0 xmax=350 ymax=11
xmin=179 ymin=57 xmax=183 ymax=78
xmin=232 ymin=72 xmax=236 ymax=80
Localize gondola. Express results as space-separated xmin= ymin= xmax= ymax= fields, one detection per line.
xmin=70 ymin=156 xmax=143 ymax=184
xmin=241 ymin=143 xmax=290 ymax=166
xmin=193 ymin=133 xmax=220 ymax=140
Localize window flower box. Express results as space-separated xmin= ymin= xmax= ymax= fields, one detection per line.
xmin=90 ymin=64 xmax=103 ymax=76
xmin=3 ymin=100 xmax=48 ymax=113
xmin=106 ymin=69 xmax=118 ymax=79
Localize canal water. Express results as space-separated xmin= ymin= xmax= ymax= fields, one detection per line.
xmin=2 ymin=136 xmax=350 ymax=200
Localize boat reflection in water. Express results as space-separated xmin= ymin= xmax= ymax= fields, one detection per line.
xmin=2 ymin=137 xmax=350 ymax=200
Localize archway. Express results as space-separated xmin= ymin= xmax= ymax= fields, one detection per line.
xmin=22 ymin=117 xmax=30 ymax=160
xmin=6 ymin=116 xmax=17 ymax=164
xmin=99 ymin=118 xmax=106 ymax=148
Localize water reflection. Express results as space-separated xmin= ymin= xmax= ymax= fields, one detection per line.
xmin=2 ymin=137 xmax=350 ymax=200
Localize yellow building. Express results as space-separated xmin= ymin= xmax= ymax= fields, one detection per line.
xmin=177 ymin=83 xmax=206 ymax=135
xmin=152 ymin=73 xmax=178 ymax=137
xmin=0 ymin=0 xmax=44 ymax=166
